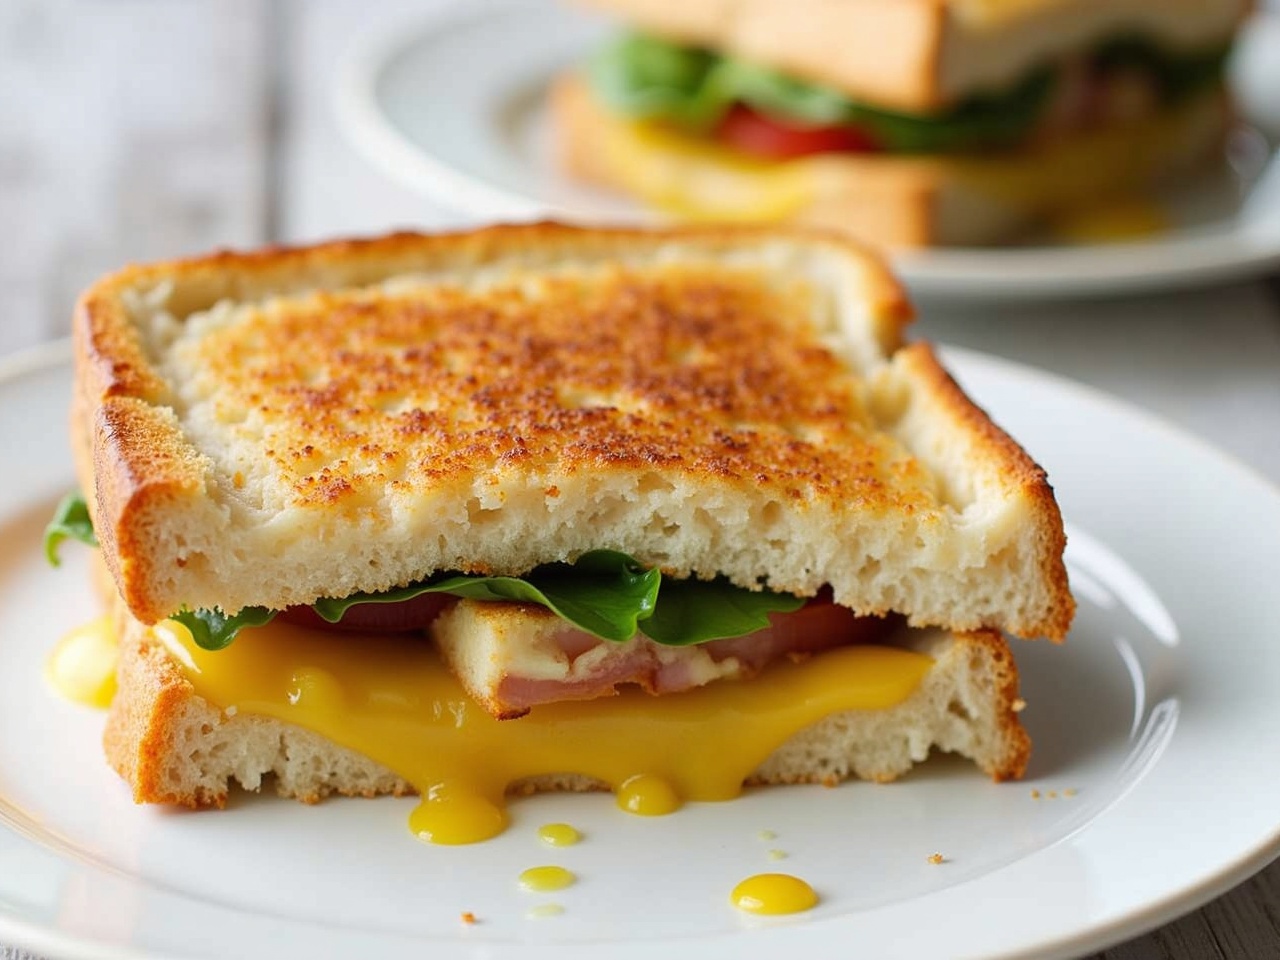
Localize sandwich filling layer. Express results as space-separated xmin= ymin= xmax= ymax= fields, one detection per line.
xmin=149 ymin=615 xmax=934 ymax=844
xmin=589 ymin=32 xmax=1231 ymax=158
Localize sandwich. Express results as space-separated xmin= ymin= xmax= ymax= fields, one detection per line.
xmin=56 ymin=223 xmax=1073 ymax=845
xmin=554 ymin=0 xmax=1249 ymax=247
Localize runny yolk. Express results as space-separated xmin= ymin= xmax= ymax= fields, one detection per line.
xmin=537 ymin=823 xmax=582 ymax=847
xmin=45 ymin=614 xmax=118 ymax=709
xmin=518 ymin=866 xmax=576 ymax=892
xmin=616 ymin=774 xmax=681 ymax=816
xmin=151 ymin=617 xmax=933 ymax=845
xmin=730 ymin=873 xmax=819 ymax=915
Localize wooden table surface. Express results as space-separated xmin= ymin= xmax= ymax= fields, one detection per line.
xmin=2 ymin=2 xmax=1279 ymax=958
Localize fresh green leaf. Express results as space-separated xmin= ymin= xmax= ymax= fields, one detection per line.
xmin=44 ymin=492 xmax=98 ymax=567
xmin=173 ymin=606 xmax=277 ymax=651
xmin=313 ymin=550 xmax=661 ymax=643
xmin=640 ymin=576 xmax=806 ymax=646
xmin=589 ymin=33 xmax=729 ymax=128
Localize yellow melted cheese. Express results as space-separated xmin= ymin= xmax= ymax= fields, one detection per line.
xmin=46 ymin=614 xmax=118 ymax=709
xmin=601 ymin=117 xmax=815 ymax=222
xmin=151 ymin=618 xmax=932 ymax=845
xmin=730 ymin=873 xmax=819 ymax=915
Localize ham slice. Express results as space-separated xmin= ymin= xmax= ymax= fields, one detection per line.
xmin=493 ymin=597 xmax=892 ymax=714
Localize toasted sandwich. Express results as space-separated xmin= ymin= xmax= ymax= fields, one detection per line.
xmin=58 ymin=224 xmax=1072 ymax=844
xmin=555 ymin=0 xmax=1248 ymax=247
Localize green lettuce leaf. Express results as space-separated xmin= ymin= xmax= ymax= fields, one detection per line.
xmin=313 ymin=550 xmax=661 ymax=643
xmin=172 ymin=606 xmax=278 ymax=651
xmin=44 ymin=492 xmax=99 ymax=566
xmin=640 ymin=575 xmax=806 ymax=646
xmin=173 ymin=552 xmax=804 ymax=652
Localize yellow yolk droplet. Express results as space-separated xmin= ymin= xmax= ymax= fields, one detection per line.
xmin=730 ymin=873 xmax=819 ymax=915
xmin=518 ymin=866 xmax=576 ymax=892
xmin=617 ymin=774 xmax=681 ymax=816
xmin=152 ymin=618 xmax=932 ymax=845
xmin=410 ymin=782 xmax=507 ymax=845
xmin=45 ymin=614 xmax=118 ymax=709
xmin=537 ymin=822 xmax=582 ymax=847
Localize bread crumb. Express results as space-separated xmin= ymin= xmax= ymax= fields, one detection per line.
xmin=1064 ymin=788 xmax=1078 ymax=797
xmin=767 ymin=849 xmax=787 ymax=861
xmin=1011 ymin=698 xmax=1027 ymax=713
xmin=460 ymin=911 xmax=477 ymax=925
xmin=927 ymin=853 xmax=945 ymax=865
xmin=1030 ymin=789 xmax=1041 ymax=800
xmin=1047 ymin=790 xmax=1058 ymax=799
xmin=758 ymin=830 xmax=777 ymax=841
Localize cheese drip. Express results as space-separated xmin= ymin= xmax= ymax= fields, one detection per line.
xmin=152 ymin=618 xmax=932 ymax=845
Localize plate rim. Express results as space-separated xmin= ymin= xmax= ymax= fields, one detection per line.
xmin=3 ymin=339 xmax=1280 ymax=960
xmin=333 ymin=0 xmax=1280 ymax=299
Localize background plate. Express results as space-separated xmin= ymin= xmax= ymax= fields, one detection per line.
xmin=2 ymin=342 xmax=1280 ymax=959
xmin=335 ymin=0 xmax=1280 ymax=300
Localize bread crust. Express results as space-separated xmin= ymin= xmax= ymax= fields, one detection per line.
xmin=104 ymin=609 xmax=1030 ymax=808
xmin=576 ymin=0 xmax=1248 ymax=110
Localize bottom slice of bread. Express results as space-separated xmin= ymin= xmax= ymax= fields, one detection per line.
xmin=104 ymin=604 xmax=1030 ymax=809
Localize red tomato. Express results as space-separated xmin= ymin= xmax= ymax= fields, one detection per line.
xmin=280 ymin=592 xmax=455 ymax=634
xmin=715 ymin=105 xmax=881 ymax=159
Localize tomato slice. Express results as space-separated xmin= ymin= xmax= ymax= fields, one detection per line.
xmin=715 ymin=105 xmax=881 ymax=159
xmin=280 ymin=592 xmax=455 ymax=634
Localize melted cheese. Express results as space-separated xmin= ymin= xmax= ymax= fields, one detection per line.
xmin=601 ymin=117 xmax=815 ymax=222
xmin=46 ymin=614 xmax=118 ymax=709
xmin=152 ymin=618 xmax=932 ymax=845
xmin=730 ymin=873 xmax=818 ymax=915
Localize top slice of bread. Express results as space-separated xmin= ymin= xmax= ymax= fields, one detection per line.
xmin=577 ymin=0 xmax=1247 ymax=111
xmin=73 ymin=223 xmax=1073 ymax=639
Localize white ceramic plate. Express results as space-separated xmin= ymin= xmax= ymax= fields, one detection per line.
xmin=3 ymin=340 xmax=1280 ymax=960
xmin=335 ymin=0 xmax=1280 ymax=300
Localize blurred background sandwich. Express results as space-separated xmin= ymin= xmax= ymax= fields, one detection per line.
xmin=555 ymin=0 xmax=1251 ymax=247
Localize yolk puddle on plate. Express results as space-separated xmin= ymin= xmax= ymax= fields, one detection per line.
xmin=45 ymin=614 xmax=118 ymax=708
xmin=518 ymin=865 xmax=576 ymax=892
xmin=616 ymin=773 xmax=681 ymax=816
xmin=731 ymin=873 xmax=818 ymax=915
xmin=537 ymin=822 xmax=582 ymax=846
